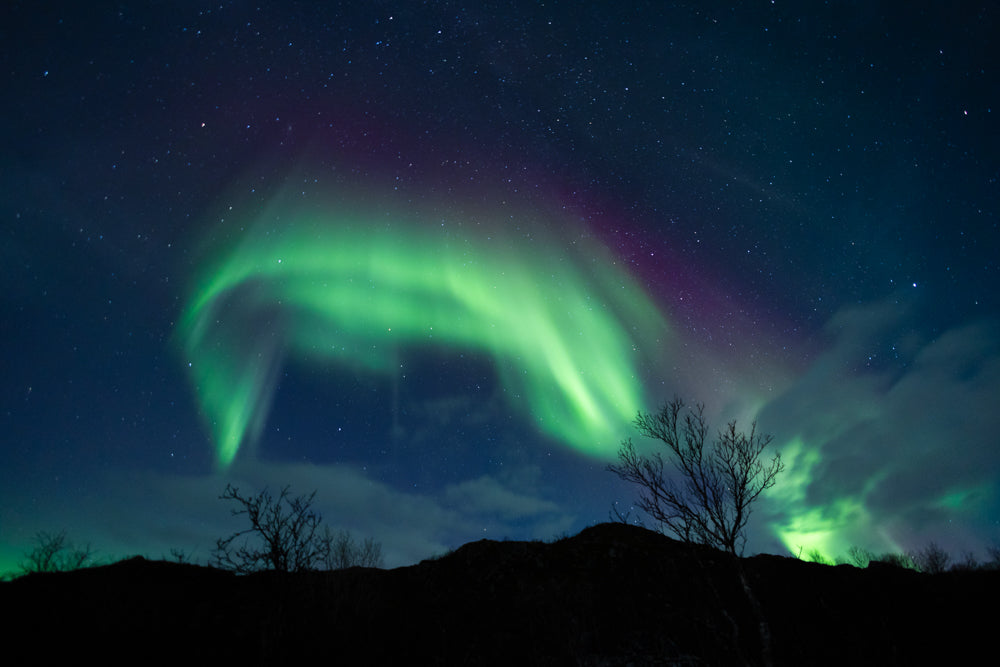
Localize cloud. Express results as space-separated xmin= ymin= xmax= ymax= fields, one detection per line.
xmin=444 ymin=475 xmax=562 ymax=520
xmin=759 ymin=297 xmax=1000 ymax=556
xmin=54 ymin=456 xmax=578 ymax=568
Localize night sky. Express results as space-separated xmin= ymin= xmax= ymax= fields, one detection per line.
xmin=3 ymin=1 xmax=998 ymax=572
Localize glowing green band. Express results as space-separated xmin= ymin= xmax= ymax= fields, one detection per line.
xmin=178 ymin=201 xmax=669 ymax=469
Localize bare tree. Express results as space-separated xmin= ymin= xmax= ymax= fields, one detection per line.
xmin=846 ymin=545 xmax=875 ymax=568
xmin=20 ymin=530 xmax=93 ymax=574
xmin=805 ymin=549 xmax=831 ymax=565
xmin=986 ymin=545 xmax=1000 ymax=570
xmin=951 ymin=550 xmax=980 ymax=571
xmin=168 ymin=548 xmax=193 ymax=564
xmin=212 ymin=484 xmax=384 ymax=573
xmin=911 ymin=541 xmax=951 ymax=574
xmin=608 ymin=397 xmax=784 ymax=556
xmin=213 ymin=484 xmax=327 ymax=573
xmin=875 ymin=551 xmax=918 ymax=570
xmin=320 ymin=527 xmax=385 ymax=569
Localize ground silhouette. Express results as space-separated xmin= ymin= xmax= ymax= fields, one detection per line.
xmin=3 ymin=523 xmax=996 ymax=665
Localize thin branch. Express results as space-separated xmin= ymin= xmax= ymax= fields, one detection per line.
xmin=608 ymin=397 xmax=784 ymax=555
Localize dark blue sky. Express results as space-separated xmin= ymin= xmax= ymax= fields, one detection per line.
xmin=2 ymin=1 xmax=998 ymax=571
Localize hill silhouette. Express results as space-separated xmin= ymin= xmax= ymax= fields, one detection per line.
xmin=3 ymin=523 xmax=996 ymax=665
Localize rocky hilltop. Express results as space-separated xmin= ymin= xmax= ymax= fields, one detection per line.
xmin=3 ymin=523 xmax=996 ymax=665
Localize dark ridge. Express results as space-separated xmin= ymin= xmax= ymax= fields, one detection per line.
xmin=3 ymin=523 xmax=997 ymax=665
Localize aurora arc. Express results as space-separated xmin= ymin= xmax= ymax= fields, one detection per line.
xmin=178 ymin=208 xmax=670 ymax=469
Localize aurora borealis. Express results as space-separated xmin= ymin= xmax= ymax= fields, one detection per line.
xmin=179 ymin=194 xmax=668 ymax=468
xmin=2 ymin=2 xmax=998 ymax=574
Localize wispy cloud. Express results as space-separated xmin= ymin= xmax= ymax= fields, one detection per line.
xmin=758 ymin=297 xmax=1000 ymax=557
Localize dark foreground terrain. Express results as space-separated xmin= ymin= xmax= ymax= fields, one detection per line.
xmin=3 ymin=523 xmax=996 ymax=665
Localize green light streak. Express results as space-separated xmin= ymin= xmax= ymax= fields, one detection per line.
xmin=178 ymin=202 xmax=669 ymax=469
xmin=767 ymin=437 xmax=870 ymax=560
xmin=935 ymin=486 xmax=987 ymax=512
xmin=767 ymin=437 xmax=994 ymax=561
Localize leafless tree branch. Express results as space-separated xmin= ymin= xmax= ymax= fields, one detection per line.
xmin=20 ymin=530 xmax=94 ymax=574
xmin=212 ymin=484 xmax=384 ymax=573
xmin=608 ymin=397 xmax=784 ymax=555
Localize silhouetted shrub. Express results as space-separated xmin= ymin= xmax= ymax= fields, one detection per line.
xmin=911 ymin=542 xmax=951 ymax=574
xmin=212 ymin=484 xmax=383 ymax=573
xmin=20 ymin=530 xmax=93 ymax=574
xmin=213 ymin=484 xmax=325 ymax=573
xmin=806 ymin=549 xmax=831 ymax=565
xmin=984 ymin=545 xmax=1000 ymax=570
xmin=874 ymin=551 xmax=918 ymax=570
xmin=608 ymin=396 xmax=784 ymax=555
xmin=950 ymin=550 xmax=980 ymax=572
xmin=321 ymin=527 xmax=384 ymax=569
xmin=846 ymin=545 xmax=875 ymax=568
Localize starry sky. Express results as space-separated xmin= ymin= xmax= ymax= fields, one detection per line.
xmin=2 ymin=1 xmax=998 ymax=572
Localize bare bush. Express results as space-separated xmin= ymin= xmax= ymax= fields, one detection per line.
xmin=805 ymin=549 xmax=831 ymax=565
xmin=608 ymin=397 xmax=784 ymax=555
xmin=911 ymin=541 xmax=951 ymax=574
xmin=985 ymin=545 xmax=1000 ymax=570
xmin=321 ymin=527 xmax=384 ymax=569
xmin=847 ymin=545 xmax=875 ymax=568
xmin=213 ymin=484 xmax=326 ymax=573
xmin=168 ymin=548 xmax=193 ymax=564
xmin=951 ymin=550 xmax=980 ymax=572
xmin=212 ymin=484 xmax=383 ymax=573
xmin=875 ymin=551 xmax=918 ymax=570
xmin=20 ymin=530 xmax=93 ymax=574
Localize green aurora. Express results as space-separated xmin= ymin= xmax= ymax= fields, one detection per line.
xmin=766 ymin=437 xmax=871 ymax=560
xmin=178 ymin=203 xmax=671 ymax=469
